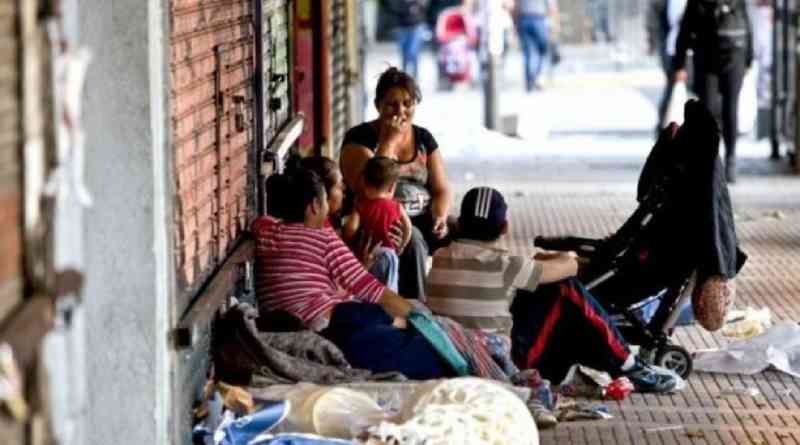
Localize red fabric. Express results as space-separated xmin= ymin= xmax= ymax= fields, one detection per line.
xmin=562 ymin=284 xmax=629 ymax=361
xmin=251 ymin=216 xmax=385 ymax=325
xmin=356 ymin=197 xmax=403 ymax=251
xmin=526 ymin=294 xmax=564 ymax=369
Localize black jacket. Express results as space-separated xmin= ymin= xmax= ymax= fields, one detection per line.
xmin=638 ymin=100 xmax=747 ymax=281
xmin=674 ymin=0 xmax=753 ymax=71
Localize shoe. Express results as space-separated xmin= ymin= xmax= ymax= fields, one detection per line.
xmin=528 ymin=399 xmax=558 ymax=429
xmin=623 ymin=360 xmax=678 ymax=394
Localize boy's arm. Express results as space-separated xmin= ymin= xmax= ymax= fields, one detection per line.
xmin=538 ymin=253 xmax=579 ymax=284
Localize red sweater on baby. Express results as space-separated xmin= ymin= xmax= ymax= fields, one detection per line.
xmin=356 ymin=197 xmax=403 ymax=251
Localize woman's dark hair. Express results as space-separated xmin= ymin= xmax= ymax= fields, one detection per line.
xmin=374 ymin=67 xmax=422 ymax=105
xmin=298 ymin=156 xmax=339 ymax=194
xmin=282 ymin=169 xmax=326 ymax=223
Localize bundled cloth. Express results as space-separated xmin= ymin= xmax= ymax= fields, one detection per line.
xmin=213 ymin=303 xmax=405 ymax=386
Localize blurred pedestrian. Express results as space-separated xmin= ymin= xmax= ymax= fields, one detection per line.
xmin=385 ymin=0 xmax=430 ymax=80
xmin=586 ymin=0 xmax=614 ymax=43
xmin=674 ymin=0 xmax=753 ymax=183
xmin=752 ymin=0 xmax=773 ymax=145
xmin=647 ymin=0 xmax=688 ymax=131
xmin=513 ymin=0 xmax=559 ymax=92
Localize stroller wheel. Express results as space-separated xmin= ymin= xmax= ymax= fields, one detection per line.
xmin=655 ymin=345 xmax=693 ymax=379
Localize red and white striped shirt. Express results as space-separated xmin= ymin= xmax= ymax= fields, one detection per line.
xmin=252 ymin=216 xmax=385 ymax=327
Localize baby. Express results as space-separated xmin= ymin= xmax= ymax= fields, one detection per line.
xmin=343 ymin=156 xmax=412 ymax=254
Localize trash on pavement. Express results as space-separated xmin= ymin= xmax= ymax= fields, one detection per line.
xmin=0 ymin=343 xmax=28 ymax=421
xmin=693 ymin=321 xmax=800 ymax=377
xmin=554 ymin=400 xmax=613 ymax=422
xmin=719 ymin=387 xmax=761 ymax=398
xmin=605 ymin=377 xmax=634 ymax=401
xmin=721 ymin=307 xmax=772 ymax=339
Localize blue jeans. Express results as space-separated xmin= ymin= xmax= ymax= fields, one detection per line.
xmin=516 ymin=14 xmax=549 ymax=90
xmin=369 ymin=247 xmax=399 ymax=292
xmin=394 ymin=24 xmax=426 ymax=79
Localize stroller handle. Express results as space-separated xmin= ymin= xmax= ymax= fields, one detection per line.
xmin=534 ymin=236 xmax=602 ymax=255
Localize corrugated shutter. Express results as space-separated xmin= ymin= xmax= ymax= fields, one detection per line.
xmin=262 ymin=0 xmax=291 ymax=146
xmin=0 ymin=0 xmax=23 ymax=324
xmin=330 ymin=0 xmax=350 ymax=156
xmin=170 ymin=0 xmax=257 ymax=311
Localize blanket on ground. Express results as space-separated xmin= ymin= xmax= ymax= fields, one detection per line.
xmin=213 ymin=303 xmax=405 ymax=386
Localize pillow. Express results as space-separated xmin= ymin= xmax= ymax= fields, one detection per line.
xmin=692 ymin=275 xmax=736 ymax=331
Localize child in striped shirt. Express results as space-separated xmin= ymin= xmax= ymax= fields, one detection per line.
xmin=426 ymin=187 xmax=678 ymax=394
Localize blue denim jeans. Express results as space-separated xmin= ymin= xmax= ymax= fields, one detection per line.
xmin=394 ymin=24 xmax=426 ymax=79
xmin=369 ymin=247 xmax=399 ymax=292
xmin=516 ymin=14 xmax=549 ymax=90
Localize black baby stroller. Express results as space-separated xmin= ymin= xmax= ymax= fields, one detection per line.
xmin=535 ymin=100 xmax=747 ymax=379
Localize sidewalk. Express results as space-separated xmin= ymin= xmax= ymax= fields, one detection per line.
xmin=364 ymin=42 xmax=782 ymax=162
xmin=365 ymin=42 xmax=800 ymax=443
xmin=447 ymin=162 xmax=800 ymax=445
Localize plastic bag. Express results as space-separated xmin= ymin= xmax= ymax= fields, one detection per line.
xmin=738 ymin=68 xmax=757 ymax=134
xmin=722 ymin=307 xmax=771 ymax=339
xmin=215 ymin=401 xmax=292 ymax=445
xmin=284 ymin=384 xmax=392 ymax=439
xmin=664 ymin=81 xmax=689 ymax=127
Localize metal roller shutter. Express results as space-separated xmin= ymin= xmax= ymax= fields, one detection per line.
xmin=170 ymin=0 xmax=257 ymax=310
xmin=330 ymin=0 xmax=350 ymax=157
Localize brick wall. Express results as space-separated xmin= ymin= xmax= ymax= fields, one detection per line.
xmin=170 ymin=0 xmax=257 ymax=311
xmin=0 ymin=0 xmax=24 ymax=325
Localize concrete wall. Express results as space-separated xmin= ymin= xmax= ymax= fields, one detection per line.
xmin=78 ymin=0 xmax=172 ymax=443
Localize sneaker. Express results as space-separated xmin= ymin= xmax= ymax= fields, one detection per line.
xmin=528 ymin=400 xmax=558 ymax=429
xmin=623 ymin=360 xmax=679 ymax=394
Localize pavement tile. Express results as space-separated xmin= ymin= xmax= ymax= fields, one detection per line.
xmin=451 ymin=159 xmax=800 ymax=445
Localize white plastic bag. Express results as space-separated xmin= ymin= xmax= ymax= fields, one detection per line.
xmin=284 ymin=384 xmax=391 ymax=439
xmin=738 ymin=68 xmax=757 ymax=134
xmin=664 ymin=81 xmax=689 ymax=127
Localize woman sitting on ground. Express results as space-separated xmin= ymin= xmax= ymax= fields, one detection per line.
xmin=340 ymin=67 xmax=453 ymax=300
xmin=253 ymin=168 xmax=454 ymax=379
xmin=294 ymin=155 xmax=401 ymax=291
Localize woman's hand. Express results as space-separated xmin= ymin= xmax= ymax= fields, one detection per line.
xmin=388 ymin=219 xmax=405 ymax=250
xmin=432 ymin=215 xmax=449 ymax=240
xmin=357 ymin=234 xmax=382 ymax=270
xmin=377 ymin=115 xmax=406 ymax=158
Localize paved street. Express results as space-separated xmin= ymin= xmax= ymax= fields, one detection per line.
xmin=365 ymin=42 xmax=800 ymax=444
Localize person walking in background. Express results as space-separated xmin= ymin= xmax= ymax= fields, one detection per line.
xmin=385 ymin=0 xmax=430 ymax=80
xmin=647 ymin=0 xmax=688 ymax=131
xmin=674 ymin=0 xmax=753 ymax=183
xmin=514 ymin=0 xmax=559 ymax=92
xmin=586 ymin=0 xmax=614 ymax=43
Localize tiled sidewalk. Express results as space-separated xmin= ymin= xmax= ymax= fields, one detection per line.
xmin=450 ymin=161 xmax=800 ymax=445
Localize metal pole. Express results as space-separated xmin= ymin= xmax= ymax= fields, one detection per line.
xmin=771 ymin=0 xmax=781 ymax=158
xmin=482 ymin=0 xmax=503 ymax=131
xmin=794 ymin=0 xmax=800 ymax=172
xmin=483 ymin=53 xmax=500 ymax=130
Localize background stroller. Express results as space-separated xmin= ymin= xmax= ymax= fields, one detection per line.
xmin=535 ymin=100 xmax=747 ymax=378
xmin=435 ymin=6 xmax=479 ymax=90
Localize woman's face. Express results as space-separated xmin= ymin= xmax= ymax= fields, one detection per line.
xmin=376 ymin=87 xmax=416 ymax=127
xmin=327 ymin=170 xmax=345 ymax=216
